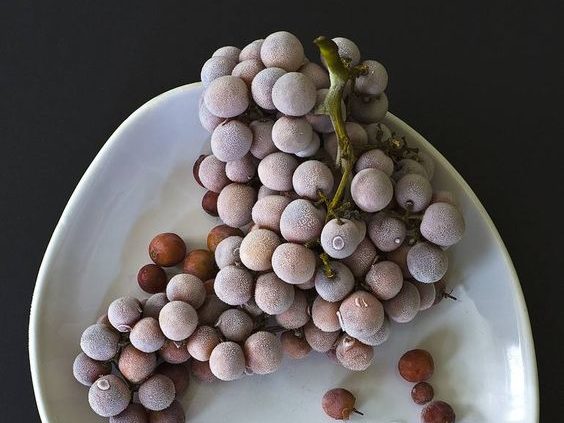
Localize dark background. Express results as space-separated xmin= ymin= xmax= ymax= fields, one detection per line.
xmin=1 ymin=0 xmax=562 ymax=421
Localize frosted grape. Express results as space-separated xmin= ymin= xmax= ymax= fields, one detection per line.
xmin=225 ymin=153 xmax=256 ymax=183
xmin=341 ymin=236 xmax=378 ymax=279
xmin=232 ymin=59 xmax=265 ymax=87
xmin=280 ymin=199 xmax=325 ymax=243
xmin=108 ymin=297 xmax=142 ymax=333
xmin=367 ymin=212 xmax=406 ymax=252
xmin=272 ymin=72 xmax=316 ymax=116
xmin=335 ymin=335 xmax=374 ymax=371
xmin=214 ymin=235 xmax=242 ymax=269
xmin=414 ymin=281 xmax=436 ymax=311
xmin=406 ymin=242 xmax=448 ymax=283
xmin=166 ymin=273 xmax=206 ymax=309
xmin=356 ymin=316 xmax=390 ymax=346
xmin=158 ymin=301 xmax=198 ymax=341
xmin=138 ymin=374 xmax=175 ymax=412
xmin=272 ymin=242 xmax=317 ymax=284
xmin=198 ymin=95 xmax=224 ymax=133
xmin=311 ymin=296 xmax=341 ymax=332
xmin=80 ymin=324 xmax=120 ymax=361
xmin=239 ymin=228 xmax=280 ymax=271
xmin=251 ymin=68 xmax=286 ymax=110
xmin=209 ymin=341 xmax=246 ymax=381
xmin=303 ymin=320 xmax=340 ymax=352
xmin=216 ymin=308 xmax=254 ymax=342
xmin=257 ymin=185 xmax=279 ymax=199
xmin=239 ymin=39 xmax=263 ymax=61
xmin=299 ymin=62 xmax=329 ymax=89
xmin=384 ymin=281 xmax=421 ymax=323
xmin=211 ymin=120 xmax=252 ymax=162
xmin=296 ymin=132 xmax=321 ymax=158
xmin=251 ymin=195 xmax=291 ymax=233
xmin=365 ymin=261 xmax=404 ymax=300
xmin=214 ymin=265 xmax=254 ymax=305
xmin=88 ymin=375 xmax=131 ymax=417
xmin=73 ymin=352 xmax=112 ymax=386
xmin=260 ymin=31 xmax=305 ymax=71
xmin=249 ymin=119 xmax=277 ymax=159
xmin=351 ymin=168 xmax=393 ymax=212
xmin=280 ymin=330 xmax=311 ymax=359
xmin=130 ymin=317 xmax=166 ymax=353
xmin=314 ymin=261 xmax=355 ymax=302
xmin=420 ymin=202 xmax=465 ymax=247
xmin=159 ymin=339 xmax=190 ymax=364
xmin=143 ymin=293 xmax=168 ymax=319
xmin=331 ymin=37 xmax=361 ymax=66
xmin=243 ymin=331 xmax=283 ymax=375
xmin=320 ymin=218 xmax=361 ymax=259
xmin=354 ymin=60 xmax=388 ymax=96
xmin=395 ymin=173 xmax=433 ymax=212
xmin=212 ymin=46 xmax=240 ymax=61
xmin=350 ymin=93 xmax=388 ymax=124
xmin=292 ymin=160 xmax=334 ymax=200
xmin=204 ymin=75 xmax=249 ymax=119
xmin=198 ymin=154 xmax=229 ymax=193
xmin=258 ymin=152 xmax=298 ymax=191
xmin=355 ymin=149 xmax=394 ymax=176
xmin=187 ymin=325 xmax=221 ymax=361
xmin=338 ymin=291 xmax=384 ymax=338
xmin=254 ymin=272 xmax=295 ymax=315
xmin=217 ymin=183 xmax=256 ymax=227
xmin=275 ymin=289 xmax=309 ymax=329
xmin=200 ymin=56 xmax=237 ymax=87
xmin=272 ymin=116 xmax=313 ymax=153
xmin=118 ymin=344 xmax=157 ymax=384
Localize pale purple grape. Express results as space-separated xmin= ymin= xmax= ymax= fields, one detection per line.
xmin=166 ymin=274 xmax=206 ymax=309
xmin=158 ymin=301 xmax=198 ymax=341
xmin=257 ymin=152 xmax=298 ymax=191
xmin=212 ymin=46 xmax=240 ymax=61
xmin=88 ymin=375 xmax=130 ymax=417
xmin=384 ymin=281 xmax=421 ymax=323
xmin=211 ymin=120 xmax=252 ymax=162
xmin=214 ymin=235 xmax=243 ymax=269
xmin=73 ymin=352 xmax=112 ymax=386
xmin=420 ymin=202 xmax=465 ymax=247
xmin=355 ymin=149 xmax=394 ymax=176
xmin=320 ymin=218 xmax=362 ymax=259
xmin=187 ymin=325 xmax=221 ymax=361
xmin=335 ymin=335 xmax=374 ymax=371
xmin=216 ymin=308 xmax=254 ymax=342
xmin=275 ymin=289 xmax=309 ymax=329
xmin=395 ymin=173 xmax=432 ymax=212
xmin=303 ymin=320 xmax=340 ymax=352
xmin=341 ymin=236 xmax=378 ymax=279
xmin=251 ymin=195 xmax=290 ymax=233
xmin=204 ymin=75 xmax=249 ymax=118
xmin=406 ymin=242 xmax=448 ymax=283
xmin=251 ymin=68 xmax=286 ymax=110
xmin=239 ymin=228 xmax=280 ymax=271
xmin=279 ymin=199 xmax=325 ymax=243
xmin=209 ymin=341 xmax=246 ymax=381
xmin=299 ymin=62 xmax=330 ymax=89
xmin=138 ymin=374 xmax=175 ymax=411
xmin=80 ymin=324 xmax=120 ymax=361
xmin=239 ymin=39 xmax=263 ymax=61
xmin=292 ymin=160 xmax=334 ymax=200
xmin=214 ymin=265 xmax=254 ymax=305
xmin=225 ymin=153 xmax=256 ymax=183
xmin=217 ymin=183 xmax=256 ymax=228
xmin=365 ymin=260 xmax=404 ymax=300
xmin=244 ymin=331 xmax=283 ymax=375
xmin=130 ymin=317 xmax=166 ymax=353
xmin=355 ymin=60 xmax=388 ymax=96
xmin=351 ymin=168 xmax=393 ymax=212
xmin=338 ymin=291 xmax=384 ymax=338
xmin=198 ymin=154 xmax=229 ymax=193
xmin=272 ymin=116 xmax=313 ymax=153
xmin=311 ymin=296 xmax=341 ymax=332
xmin=296 ymin=132 xmax=321 ymax=157
xmin=198 ymin=94 xmax=224 ymax=133
xmin=143 ymin=293 xmax=168 ymax=320
xmin=272 ymin=72 xmax=316 ymax=116
xmin=314 ymin=261 xmax=355 ymax=302
xmin=232 ymin=59 xmax=265 ymax=87
xmin=249 ymin=119 xmax=277 ymax=159
xmin=108 ymin=297 xmax=142 ymax=333
xmin=159 ymin=339 xmax=190 ymax=364
xmin=255 ymin=272 xmax=295 ymax=315
xmin=200 ymin=56 xmax=237 ymax=87
xmin=350 ymin=93 xmax=388 ymax=124
xmin=367 ymin=212 xmax=406 ymax=252
xmin=118 ymin=344 xmax=157 ymax=384
xmin=260 ymin=31 xmax=305 ymax=71
xmin=272 ymin=242 xmax=317 ymax=284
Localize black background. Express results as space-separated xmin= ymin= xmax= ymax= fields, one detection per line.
xmin=1 ymin=1 xmax=562 ymax=421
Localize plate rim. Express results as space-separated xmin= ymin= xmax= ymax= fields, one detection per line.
xmin=28 ymin=82 xmax=539 ymax=422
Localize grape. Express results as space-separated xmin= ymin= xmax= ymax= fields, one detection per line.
xmin=251 ymin=195 xmax=291 ymax=233
xmin=148 ymin=401 xmax=186 ymax=423
xmin=202 ymin=190 xmax=218 ymax=217
xmin=183 ymin=249 xmax=217 ymax=281
xmin=395 ymin=173 xmax=432 ymax=212
xmin=414 ymin=281 xmax=437 ymax=311
xmin=143 ymin=293 xmax=168 ymax=319
xmin=165 ymin=274 xmax=205 ymax=309
xmin=299 ymin=62 xmax=330 ymax=89
xmin=198 ymin=154 xmax=229 ymax=193
xmin=420 ymin=202 xmax=465 ymax=247
xmin=260 ymin=31 xmax=305 ymax=71
xmin=280 ymin=199 xmax=325 ymax=242
xmin=216 ymin=308 xmax=254 ymax=342
xmin=108 ymin=297 xmax=143 ymax=333
xmin=200 ymin=56 xmax=237 ymax=87
xmin=239 ymin=228 xmax=280 ymax=271
xmin=73 ymin=352 xmax=112 ymax=386
xmin=243 ymin=331 xmax=283 ymax=375
xmin=355 ymin=148 xmax=394 ymax=176
xmin=258 ymin=152 xmax=298 ymax=191
xmin=130 ymin=317 xmax=166 ymax=353
xmin=248 ymin=119 xmax=277 ymax=159
xmin=354 ymin=60 xmax=388 ymax=96
xmin=421 ymin=401 xmax=456 ymax=423
xmin=209 ymin=341 xmax=246 ymax=381
xmin=367 ymin=212 xmax=406 ymax=252
xmin=272 ymin=116 xmax=313 ymax=153
xmin=207 ymin=224 xmax=244 ymax=252
xmin=191 ymin=359 xmax=217 ymax=383
xmin=251 ymin=68 xmax=286 ymax=110
xmin=239 ymin=39 xmax=263 ymax=61
xmin=338 ymin=291 xmax=384 ymax=339
xmin=280 ymin=330 xmax=311 ymax=359
xmin=365 ymin=261 xmax=404 ymax=300
xmin=197 ymin=294 xmax=230 ymax=326
xmin=314 ymin=261 xmax=355 ymax=302
xmin=272 ymin=72 xmax=316 ymax=116
xmin=272 ymin=242 xmax=317 ymax=284
xmin=418 ymin=150 xmax=435 ymax=180
xmin=411 ymin=382 xmax=434 ymax=405
xmin=324 ymin=122 xmax=368 ymax=161
xmin=212 ymin=46 xmax=240 ymax=61
xmin=320 ymin=218 xmax=361 ymax=259
xmin=225 ymin=153 xmax=256 ymax=183
xmin=159 ymin=339 xmax=190 ymax=364
xmin=232 ymin=59 xmax=265 ymax=87
xmin=311 ymin=296 xmax=341 ymax=332
xmin=292 ymin=160 xmax=334 ymax=200
xmin=407 ymin=242 xmax=448 ymax=283
xmin=149 ymin=233 xmax=186 ymax=267
xmin=304 ymin=320 xmax=340 ymax=352
xmin=431 ymin=190 xmax=457 ymax=206
xmin=186 ymin=325 xmax=221 ymax=361
xmin=356 ymin=316 xmax=390 ymax=346
xmin=349 ymin=93 xmax=388 ymax=124
xmin=158 ymin=301 xmax=198 ymax=341
xmin=322 ymin=387 xmax=359 ymax=420
xmin=138 ymin=374 xmax=175 ymax=411
xmin=275 ymin=289 xmax=309 ymax=329
xmin=118 ymin=344 xmax=157 ymax=384
xmin=254 ymin=272 xmax=295 ymax=315
xmin=204 ymin=75 xmax=249 ymax=118
xmin=351 ymin=168 xmax=393 ymax=212
xmin=156 ymin=362 xmax=190 ymax=397
xmin=109 ymin=402 xmax=148 ymax=423
xmin=137 ymin=264 xmax=167 ymax=294
xmin=331 ymin=37 xmax=361 ymax=66
xmin=214 ymin=235 xmax=243 ymax=269
xmin=365 ymin=122 xmax=392 ymax=145
xmin=296 ymin=132 xmax=321 ymax=158
xmin=80 ymin=324 xmax=120 ymax=361
xmin=335 ymin=335 xmax=374 ymax=371
xmin=341 ymin=236 xmax=378 ymax=279
xmin=392 ymin=158 xmax=429 ymax=181
xmin=384 ymin=281 xmax=421 ymax=323
xmin=257 ymin=185 xmax=279 ymax=199
xmin=198 ymin=96 xmax=224 ymax=133
xmin=88 ymin=375 xmax=131 ymax=417
xmin=211 ymin=120 xmax=252 ymax=162
xmin=214 ymin=265 xmax=254 ymax=306
xmin=217 ymin=183 xmax=256 ymax=228
xmin=398 ymin=348 xmax=434 ymax=382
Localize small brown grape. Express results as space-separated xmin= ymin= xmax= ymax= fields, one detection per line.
xmin=183 ymin=249 xmax=217 ymax=281
xmin=411 ymin=381 xmax=434 ymax=405
xmin=137 ymin=264 xmax=167 ymax=294
xmin=421 ymin=401 xmax=456 ymax=423
xmin=280 ymin=330 xmax=312 ymax=359
xmin=322 ymin=388 xmax=362 ymax=420
xmin=398 ymin=349 xmax=435 ymax=382
xmin=202 ymin=190 xmax=219 ymax=216
xmin=149 ymin=233 xmax=186 ymax=267
xmin=191 ymin=359 xmax=218 ymax=383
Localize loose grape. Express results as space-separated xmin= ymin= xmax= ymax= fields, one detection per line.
xmin=191 ymin=359 xmax=217 ymax=383
xmin=166 ymin=274 xmax=206 ymax=309
xmin=355 ymin=60 xmax=388 ymax=96
xmin=143 ymin=293 xmax=168 ymax=320
xmin=217 ymin=183 xmax=256 ymax=228
xmin=398 ymin=349 xmax=435 ymax=382
xmin=80 ymin=324 xmax=120 ymax=361
xmin=239 ymin=228 xmax=280 ymax=271
xmin=130 ymin=317 xmax=166 ymax=353
xmin=225 ymin=153 xmax=256 ymax=183
xmin=275 ymin=289 xmax=309 ymax=329
xmin=138 ymin=374 xmax=175 ymax=411
xmin=296 ymin=132 xmax=321 ymax=158
xmin=260 ymin=31 xmax=305 ymax=71
xmin=199 ymin=97 xmax=224 ymax=133
xmin=324 ymin=122 xmax=368 ymax=161
xmin=239 ymin=39 xmax=263 ymax=61
xmin=331 ymin=37 xmax=361 ymax=65
xmin=315 ymin=261 xmax=355 ymax=302
xmin=365 ymin=261 xmax=404 ymax=300
xmin=322 ymin=387 xmax=360 ymax=420
xmin=212 ymin=46 xmax=240 ymax=61
xmin=304 ymin=320 xmax=340 ymax=352
xmin=200 ymin=56 xmax=237 ymax=87
xmin=214 ymin=235 xmax=242 ymax=269
xmin=182 ymin=249 xmax=217 ymax=281
xmin=311 ymin=296 xmax=341 ymax=332
xmin=197 ymin=294 xmax=230 ymax=326
xmin=156 ymin=362 xmax=190 ymax=397
xmin=149 ymin=233 xmax=186 ymax=267
xmin=148 ymin=400 xmax=186 ymax=423
xmin=365 ymin=122 xmax=392 ymax=145
xmin=118 ymin=344 xmax=157 ymax=384
xmin=243 ymin=331 xmax=283 ymax=375
xmin=421 ymin=401 xmax=456 ymax=423
xmin=159 ymin=301 xmax=198 ymax=341
xmin=214 ymin=265 xmax=254 ymax=305
xmin=414 ymin=281 xmax=436 ymax=311
xmin=350 ymin=93 xmax=388 ymax=124
xmin=110 ymin=402 xmax=148 ymax=423
xmin=88 ymin=375 xmax=131 ymax=417
xmin=272 ymin=242 xmax=317 ymax=284
xmin=356 ymin=316 xmax=390 ymax=346
xmin=393 ymin=158 xmax=429 ymax=181
xmin=341 ymin=236 xmax=378 ymax=279
xmin=280 ymin=330 xmax=312 ymax=359
xmin=411 ymin=382 xmax=434 ymax=405
xmin=73 ymin=352 xmax=112 ymax=386
xmin=338 ymin=291 xmax=384 ymax=338
xmin=209 ymin=341 xmax=246 ymax=381
xmin=159 ymin=339 xmax=190 ymax=364
xmin=299 ymin=62 xmax=330 ymax=89
xmin=351 ymin=168 xmax=393 ymax=212
xmin=292 ymin=160 xmax=334 ymax=200
xmin=204 ymin=75 xmax=249 ymax=119
xmin=198 ymin=154 xmax=230 ymax=193
xmin=254 ymin=272 xmax=295 ymax=315
xmin=211 ymin=120 xmax=252 ymax=162
xmin=355 ymin=148 xmax=394 ymax=176
xmin=335 ymin=335 xmax=374 ymax=371
xmin=395 ymin=173 xmax=433 ymax=212
xmin=420 ymin=202 xmax=465 ymax=247
xmin=258 ymin=152 xmax=298 ymax=191
xmin=272 ymin=72 xmax=316 ymax=116
xmin=207 ymin=224 xmax=244 ymax=252
xmin=368 ymin=212 xmax=406 ymax=252
xmin=320 ymin=218 xmax=361 ymax=259
xmin=216 ymin=308 xmax=254 ymax=342
xmin=272 ymin=116 xmax=313 ymax=153
xmin=232 ymin=59 xmax=265 ymax=87
xmin=186 ymin=325 xmax=221 ymax=361
xmin=252 ymin=195 xmax=291 ymax=233
xmin=251 ymin=68 xmax=286 ymax=110
xmin=138 ymin=264 xmax=167 ymax=294
xmin=280 ymin=199 xmax=325 ymax=243
xmin=384 ymin=281 xmax=421 ymax=323
xmin=108 ymin=296 xmax=144 ymax=332
xmin=386 ymin=243 xmax=412 ymax=278
xmin=407 ymin=242 xmax=448 ymax=283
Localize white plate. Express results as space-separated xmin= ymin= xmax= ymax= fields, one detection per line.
xmin=29 ymin=83 xmax=539 ymax=423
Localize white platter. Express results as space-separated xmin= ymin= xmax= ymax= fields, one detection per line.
xmin=29 ymin=83 xmax=539 ymax=423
